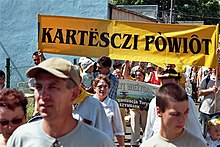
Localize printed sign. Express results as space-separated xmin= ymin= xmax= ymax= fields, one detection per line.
xmin=117 ymin=79 xmax=160 ymax=109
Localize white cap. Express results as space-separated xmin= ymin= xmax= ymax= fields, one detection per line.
xmin=81 ymin=58 xmax=95 ymax=72
xmin=78 ymin=57 xmax=87 ymax=64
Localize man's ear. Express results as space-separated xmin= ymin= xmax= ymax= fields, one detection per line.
xmin=71 ymin=87 xmax=80 ymax=101
xmin=156 ymin=106 xmax=162 ymax=117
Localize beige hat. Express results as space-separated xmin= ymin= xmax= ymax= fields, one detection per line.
xmin=26 ymin=57 xmax=80 ymax=86
xmin=146 ymin=63 xmax=155 ymax=69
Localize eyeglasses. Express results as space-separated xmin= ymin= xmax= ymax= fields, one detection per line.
xmin=0 ymin=117 xmax=24 ymax=126
xmin=97 ymin=85 xmax=109 ymax=89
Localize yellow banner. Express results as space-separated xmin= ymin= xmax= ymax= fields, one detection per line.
xmin=38 ymin=14 xmax=219 ymax=68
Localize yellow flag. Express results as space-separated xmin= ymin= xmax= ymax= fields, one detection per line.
xmin=38 ymin=14 xmax=219 ymax=69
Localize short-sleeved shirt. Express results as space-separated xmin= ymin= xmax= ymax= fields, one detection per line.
xmin=72 ymin=95 xmax=113 ymax=139
xmin=199 ymin=75 xmax=220 ymax=114
xmin=100 ymin=97 xmax=124 ymax=139
xmin=141 ymin=129 xmax=207 ymax=147
xmin=7 ymin=120 xmax=114 ymax=147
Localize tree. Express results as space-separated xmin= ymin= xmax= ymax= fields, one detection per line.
xmin=175 ymin=0 xmax=220 ymax=25
xmin=109 ymin=0 xmax=220 ymax=25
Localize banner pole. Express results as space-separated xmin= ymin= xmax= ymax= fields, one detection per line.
xmin=214 ymin=24 xmax=219 ymax=113
xmin=214 ymin=65 xmax=218 ymax=113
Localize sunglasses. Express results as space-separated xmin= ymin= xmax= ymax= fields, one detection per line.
xmin=33 ymin=59 xmax=40 ymax=61
xmin=97 ymin=85 xmax=109 ymax=89
xmin=0 ymin=117 xmax=24 ymax=126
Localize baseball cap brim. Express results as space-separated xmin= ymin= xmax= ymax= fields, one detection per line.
xmin=26 ymin=57 xmax=80 ymax=86
xmin=26 ymin=66 xmax=70 ymax=79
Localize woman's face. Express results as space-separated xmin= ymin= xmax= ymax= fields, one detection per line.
xmin=113 ymin=69 xmax=123 ymax=79
xmin=94 ymin=79 xmax=109 ymax=101
xmin=0 ymin=106 xmax=25 ymax=142
xmin=135 ymin=71 xmax=144 ymax=82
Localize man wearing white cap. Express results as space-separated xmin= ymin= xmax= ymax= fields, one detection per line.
xmin=7 ymin=57 xmax=114 ymax=147
xmin=81 ymin=58 xmax=95 ymax=90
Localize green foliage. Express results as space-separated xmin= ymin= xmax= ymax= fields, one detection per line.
xmin=26 ymin=97 xmax=34 ymax=120
xmin=175 ymin=0 xmax=220 ymax=25
xmin=109 ymin=0 xmax=153 ymax=5
xmin=109 ymin=0 xmax=220 ymax=25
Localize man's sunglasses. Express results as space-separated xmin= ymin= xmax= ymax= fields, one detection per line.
xmin=0 ymin=117 xmax=24 ymax=126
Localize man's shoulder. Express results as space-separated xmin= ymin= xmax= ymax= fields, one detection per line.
xmin=8 ymin=120 xmax=41 ymax=141
xmin=182 ymin=129 xmax=207 ymax=146
xmin=109 ymin=97 xmax=118 ymax=105
xmin=104 ymin=97 xmax=118 ymax=107
xmin=17 ymin=120 xmax=40 ymax=130
xmin=141 ymin=133 xmax=160 ymax=146
xmin=83 ymin=96 xmax=102 ymax=107
xmin=185 ymin=129 xmax=203 ymax=139
xmin=78 ymin=122 xmax=114 ymax=145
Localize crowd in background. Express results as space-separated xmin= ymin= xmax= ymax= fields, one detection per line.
xmin=0 ymin=50 xmax=220 ymax=146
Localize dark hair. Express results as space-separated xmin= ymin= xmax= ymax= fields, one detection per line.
xmin=0 ymin=88 xmax=28 ymax=116
xmin=92 ymin=74 xmax=111 ymax=88
xmin=97 ymin=56 xmax=112 ymax=68
xmin=0 ymin=70 xmax=5 ymax=78
xmin=135 ymin=68 xmax=146 ymax=80
xmin=113 ymin=61 xmax=122 ymax=70
xmin=93 ymin=62 xmax=98 ymax=73
xmin=32 ymin=51 xmax=46 ymax=60
xmin=32 ymin=51 xmax=39 ymax=56
xmin=156 ymin=83 xmax=188 ymax=112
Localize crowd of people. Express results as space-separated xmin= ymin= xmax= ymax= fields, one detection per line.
xmin=1 ymin=50 xmax=220 ymax=146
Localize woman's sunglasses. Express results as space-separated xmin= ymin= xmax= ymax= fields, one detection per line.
xmin=0 ymin=117 xmax=24 ymax=126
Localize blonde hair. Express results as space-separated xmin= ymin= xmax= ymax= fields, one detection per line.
xmin=207 ymin=118 xmax=220 ymax=128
